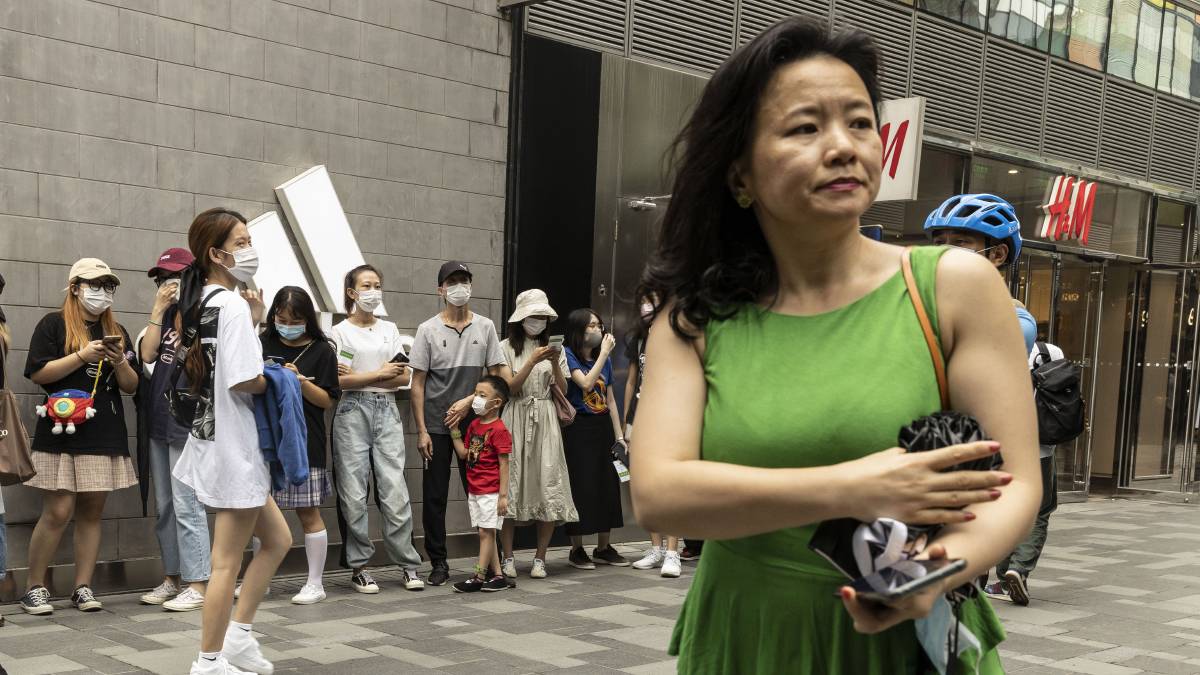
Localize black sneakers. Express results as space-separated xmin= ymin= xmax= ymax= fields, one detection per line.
xmin=1003 ymin=570 xmax=1030 ymax=606
xmin=71 ymin=585 xmax=103 ymax=612
xmin=568 ymin=547 xmax=596 ymax=570
xmin=482 ymin=576 xmax=508 ymax=592
xmin=429 ymin=562 xmax=450 ymax=587
xmin=452 ymin=576 xmax=485 ymax=593
xmin=351 ymin=570 xmax=380 ymax=594
xmin=20 ymin=586 xmax=53 ymax=615
xmin=593 ymin=546 xmax=631 ymax=567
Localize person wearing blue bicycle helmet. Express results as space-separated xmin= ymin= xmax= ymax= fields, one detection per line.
xmin=924 ymin=194 xmax=1037 ymax=353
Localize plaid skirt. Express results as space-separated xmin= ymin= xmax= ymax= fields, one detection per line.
xmin=273 ymin=467 xmax=332 ymax=508
xmin=27 ymin=451 xmax=137 ymax=492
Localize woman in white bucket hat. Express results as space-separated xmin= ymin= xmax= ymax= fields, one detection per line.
xmin=496 ymin=289 xmax=578 ymax=579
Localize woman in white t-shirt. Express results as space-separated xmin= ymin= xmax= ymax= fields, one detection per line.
xmin=172 ymin=208 xmax=291 ymax=675
xmin=331 ymin=264 xmax=425 ymax=594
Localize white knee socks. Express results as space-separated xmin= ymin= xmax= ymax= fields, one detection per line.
xmin=305 ymin=530 xmax=327 ymax=587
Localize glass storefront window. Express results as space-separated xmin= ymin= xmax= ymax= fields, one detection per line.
xmin=1157 ymin=4 xmax=1200 ymax=99
xmin=918 ymin=0 xmax=989 ymax=28
xmin=1108 ymin=0 xmax=1164 ymax=86
xmin=989 ymin=0 xmax=1056 ymax=49
xmin=969 ymin=156 xmax=1150 ymax=256
xmin=1050 ymin=0 xmax=1112 ymax=68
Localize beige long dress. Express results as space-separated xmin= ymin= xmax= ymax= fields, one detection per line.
xmin=500 ymin=338 xmax=579 ymax=524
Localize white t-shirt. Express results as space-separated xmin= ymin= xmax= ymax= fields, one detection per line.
xmin=173 ymin=286 xmax=268 ymax=509
xmin=332 ymin=319 xmax=403 ymax=393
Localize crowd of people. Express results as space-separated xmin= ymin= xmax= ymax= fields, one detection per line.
xmin=0 ymin=14 xmax=1079 ymax=675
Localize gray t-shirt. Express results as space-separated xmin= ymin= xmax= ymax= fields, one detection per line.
xmin=409 ymin=312 xmax=505 ymax=435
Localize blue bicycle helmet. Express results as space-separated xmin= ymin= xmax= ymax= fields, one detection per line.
xmin=923 ymin=193 xmax=1022 ymax=264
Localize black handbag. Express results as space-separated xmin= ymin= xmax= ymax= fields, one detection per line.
xmin=166 ymin=288 xmax=225 ymax=429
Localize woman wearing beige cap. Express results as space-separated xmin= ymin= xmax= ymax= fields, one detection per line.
xmin=495 ymin=289 xmax=578 ymax=579
xmin=21 ymin=258 xmax=139 ymax=616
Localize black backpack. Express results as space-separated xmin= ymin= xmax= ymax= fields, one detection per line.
xmin=1031 ymin=342 xmax=1085 ymax=445
xmin=166 ymin=288 xmax=225 ymax=429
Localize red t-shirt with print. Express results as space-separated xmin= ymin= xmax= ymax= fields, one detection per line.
xmin=464 ymin=418 xmax=512 ymax=495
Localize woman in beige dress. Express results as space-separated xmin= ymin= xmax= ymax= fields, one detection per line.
xmin=497 ymin=289 xmax=578 ymax=579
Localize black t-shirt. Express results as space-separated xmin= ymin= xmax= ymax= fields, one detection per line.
xmin=624 ymin=334 xmax=646 ymax=424
xmin=145 ymin=305 xmax=191 ymax=443
xmin=24 ymin=312 xmax=138 ymax=455
xmin=260 ymin=333 xmax=340 ymax=469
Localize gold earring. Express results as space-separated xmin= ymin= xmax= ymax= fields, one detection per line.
xmin=736 ymin=192 xmax=754 ymax=209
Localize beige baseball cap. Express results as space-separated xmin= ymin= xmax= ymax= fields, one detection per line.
xmin=67 ymin=258 xmax=121 ymax=285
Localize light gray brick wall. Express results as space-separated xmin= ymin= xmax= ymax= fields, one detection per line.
xmin=0 ymin=0 xmax=509 ymax=577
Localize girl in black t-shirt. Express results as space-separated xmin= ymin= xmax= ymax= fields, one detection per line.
xmin=21 ymin=259 xmax=140 ymax=616
xmin=255 ymin=287 xmax=340 ymax=605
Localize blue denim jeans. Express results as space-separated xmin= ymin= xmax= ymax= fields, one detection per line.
xmin=150 ymin=437 xmax=212 ymax=582
xmin=0 ymin=513 xmax=8 ymax=580
xmin=333 ymin=391 xmax=422 ymax=570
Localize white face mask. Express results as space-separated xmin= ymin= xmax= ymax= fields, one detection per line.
xmin=471 ymin=395 xmax=490 ymax=416
xmin=523 ymin=318 xmax=547 ymax=336
xmin=217 ymin=247 xmax=259 ymax=283
xmin=79 ymin=286 xmax=113 ymax=315
xmin=445 ymin=283 xmax=471 ymax=307
xmin=355 ymin=289 xmax=383 ymax=313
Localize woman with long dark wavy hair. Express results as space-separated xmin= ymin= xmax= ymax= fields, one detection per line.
xmin=630 ymin=16 xmax=1041 ymax=673
xmin=172 ymin=208 xmax=291 ymax=675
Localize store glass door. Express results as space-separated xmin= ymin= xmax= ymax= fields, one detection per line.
xmin=1013 ymin=250 xmax=1105 ymax=497
xmin=1120 ymin=267 xmax=1200 ymax=494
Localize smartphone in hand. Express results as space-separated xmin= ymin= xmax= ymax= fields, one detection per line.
xmin=548 ymin=335 xmax=565 ymax=351
xmin=102 ymin=335 xmax=123 ymax=345
xmin=846 ymin=558 xmax=967 ymax=605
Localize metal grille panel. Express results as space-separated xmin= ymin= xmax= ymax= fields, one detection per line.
xmin=1099 ymin=80 xmax=1153 ymax=178
xmin=526 ymin=0 xmax=629 ymax=54
xmin=861 ymin=200 xmax=906 ymax=231
xmin=1042 ymin=64 xmax=1102 ymax=165
xmin=1149 ymin=97 xmax=1200 ymax=190
xmin=978 ymin=40 xmax=1046 ymax=152
xmin=1153 ymin=224 xmax=1186 ymax=263
xmin=630 ymin=0 xmax=737 ymax=73
xmin=737 ymin=0 xmax=831 ymax=46
xmin=1088 ymin=219 xmax=1114 ymax=252
xmin=911 ymin=16 xmax=983 ymax=136
xmin=831 ymin=0 xmax=912 ymax=100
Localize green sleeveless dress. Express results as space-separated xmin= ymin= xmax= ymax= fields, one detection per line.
xmin=668 ymin=246 xmax=1006 ymax=674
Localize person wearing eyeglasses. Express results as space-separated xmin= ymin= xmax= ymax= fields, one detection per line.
xmin=21 ymin=259 xmax=140 ymax=616
xmin=136 ymin=248 xmax=212 ymax=613
xmin=561 ymin=308 xmax=629 ymax=570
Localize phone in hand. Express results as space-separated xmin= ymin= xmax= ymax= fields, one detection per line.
xmin=548 ymin=335 xmax=565 ymax=351
xmin=860 ymin=224 xmax=883 ymax=241
xmin=102 ymin=335 xmax=123 ymax=345
xmin=390 ymin=351 xmax=410 ymax=364
xmin=845 ymin=558 xmax=967 ymax=604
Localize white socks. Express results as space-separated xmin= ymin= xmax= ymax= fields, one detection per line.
xmin=250 ymin=536 xmax=261 ymax=556
xmin=305 ymin=530 xmax=328 ymax=587
xmin=227 ymin=620 xmax=252 ymax=643
xmin=198 ymin=650 xmax=219 ymax=663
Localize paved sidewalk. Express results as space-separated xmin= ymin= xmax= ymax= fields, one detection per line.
xmin=1 ymin=498 xmax=1200 ymax=673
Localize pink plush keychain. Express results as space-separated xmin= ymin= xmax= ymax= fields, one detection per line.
xmin=36 ymin=360 xmax=104 ymax=435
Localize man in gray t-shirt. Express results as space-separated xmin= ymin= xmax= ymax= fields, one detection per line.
xmin=409 ymin=261 xmax=505 ymax=586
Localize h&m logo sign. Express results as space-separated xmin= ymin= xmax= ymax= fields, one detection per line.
xmin=1038 ymin=176 xmax=1096 ymax=246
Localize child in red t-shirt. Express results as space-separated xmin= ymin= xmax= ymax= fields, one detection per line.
xmin=450 ymin=375 xmax=512 ymax=593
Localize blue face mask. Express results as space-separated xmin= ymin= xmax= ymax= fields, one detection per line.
xmin=276 ymin=323 xmax=305 ymax=341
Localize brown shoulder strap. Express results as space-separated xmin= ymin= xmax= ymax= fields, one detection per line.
xmin=901 ymin=247 xmax=950 ymax=410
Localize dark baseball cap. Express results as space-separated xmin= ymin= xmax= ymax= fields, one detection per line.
xmin=437 ymin=261 xmax=472 ymax=286
xmin=148 ymin=247 xmax=195 ymax=277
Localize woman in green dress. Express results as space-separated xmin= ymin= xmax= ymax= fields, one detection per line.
xmin=630 ymin=16 xmax=1042 ymax=674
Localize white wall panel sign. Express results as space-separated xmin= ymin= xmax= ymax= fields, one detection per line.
xmin=275 ymin=165 xmax=386 ymax=316
xmin=247 ymin=210 xmax=321 ymax=314
xmin=875 ymin=96 xmax=927 ymax=202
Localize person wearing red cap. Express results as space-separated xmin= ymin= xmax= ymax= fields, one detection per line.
xmin=136 ymin=248 xmax=212 ymax=613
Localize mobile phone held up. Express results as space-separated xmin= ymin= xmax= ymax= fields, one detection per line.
xmin=548 ymin=335 xmax=565 ymax=351
xmin=845 ymin=558 xmax=967 ymax=605
xmin=102 ymin=335 xmax=123 ymax=345
xmin=860 ymin=224 xmax=883 ymax=241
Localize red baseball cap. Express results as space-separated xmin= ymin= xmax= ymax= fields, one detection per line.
xmin=148 ymin=247 xmax=195 ymax=277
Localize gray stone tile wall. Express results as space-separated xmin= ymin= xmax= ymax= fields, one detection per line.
xmin=0 ymin=0 xmax=511 ymax=582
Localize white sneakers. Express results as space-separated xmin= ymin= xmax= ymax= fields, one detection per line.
xmin=190 ymin=655 xmax=253 ymax=675
xmin=661 ymin=551 xmax=682 ymax=578
xmin=290 ymin=584 xmax=326 ymax=605
xmin=632 ymin=547 xmax=682 ymax=578
xmin=223 ymin=627 xmax=273 ymax=675
xmin=233 ymin=584 xmax=270 ymax=600
xmin=403 ymin=569 xmax=425 ymax=591
xmin=632 ymin=547 xmax=665 ymax=570
xmin=140 ymin=579 xmax=179 ymax=605
xmin=502 ymin=557 xmax=518 ymax=578
xmin=531 ymin=558 xmax=547 ymax=579
xmin=164 ymin=587 xmax=205 ymax=612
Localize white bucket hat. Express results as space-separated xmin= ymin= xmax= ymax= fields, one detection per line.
xmin=508 ymin=289 xmax=558 ymax=323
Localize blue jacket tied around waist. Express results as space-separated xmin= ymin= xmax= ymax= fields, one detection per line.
xmin=255 ymin=363 xmax=310 ymax=491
